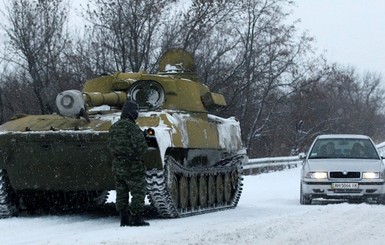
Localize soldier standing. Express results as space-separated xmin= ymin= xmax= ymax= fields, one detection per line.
xmin=108 ymin=100 xmax=149 ymax=226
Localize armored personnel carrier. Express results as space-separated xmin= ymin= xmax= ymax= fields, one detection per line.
xmin=0 ymin=49 xmax=247 ymax=218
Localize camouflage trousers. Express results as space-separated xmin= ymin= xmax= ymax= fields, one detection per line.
xmin=112 ymin=159 xmax=147 ymax=215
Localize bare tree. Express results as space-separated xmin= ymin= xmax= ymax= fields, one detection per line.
xmin=213 ymin=0 xmax=315 ymax=156
xmin=84 ymin=0 xmax=175 ymax=73
xmin=324 ymin=67 xmax=385 ymax=138
xmin=283 ymin=66 xmax=385 ymax=155
xmin=158 ymin=0 xmax=242 ymax=81
xmin=1 ymin=0 xmax=70 ymax=114
xmin=0 ymin=71 xmax=41 ymax=122
xmin=0 ymin=86 xmax=3 ymax=123
xmin=157 ymin=0 xmax=320 ymax=157
xmin=161 ymin=0 xmax=238 ymax=50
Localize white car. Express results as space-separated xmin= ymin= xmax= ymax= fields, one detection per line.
xmin=300 ymin=134 xmax=385 ymax=204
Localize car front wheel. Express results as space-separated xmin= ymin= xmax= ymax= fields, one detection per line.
xmin=300 ymin=183 xmax=312 ymax=205
xmin=378 ymin=195 xmax=385 ymax=205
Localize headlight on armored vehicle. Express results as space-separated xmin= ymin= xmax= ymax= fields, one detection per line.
xmin=144 ymin=128 xmax=158 ymax=148
xmin=306 ymin=172 xmax=328 ymax=179
xmin=362 ymin=172 xmax=380 ymax=179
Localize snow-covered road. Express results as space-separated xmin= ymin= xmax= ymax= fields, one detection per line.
xmin=1 ymin=167 xmax=385 ymax=245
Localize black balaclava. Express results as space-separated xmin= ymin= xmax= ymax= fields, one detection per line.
xmin=121 ymin=101 xmax=139 ymax=121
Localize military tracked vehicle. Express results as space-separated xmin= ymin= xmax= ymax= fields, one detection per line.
xmin=0 ymin=49 xmax=247 ymax=218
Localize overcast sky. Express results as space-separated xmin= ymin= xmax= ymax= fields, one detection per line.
xmin=13 ymin=0 xmax=385 ymax=77
xmin=293 ymin=0 xmax=385 ymax=75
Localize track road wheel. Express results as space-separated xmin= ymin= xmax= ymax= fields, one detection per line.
xmin=216 ymin=174 xmax=224 ymax=203
xmin=199 ymin=175 xmax=208 ymax=207
xmin=208 ymin=175 xmax=215 ymax=205
xmin=231 ymin=170 xmax=238 ymax=190
xmin=224 ymin=173 xmax=232 ymax=203
xmin=169 ymin=174 xmax=179 ymax=208
xmin=189 ymin=176 xmax=198 ymax=209
xmin=179 ymin=176 xmax=189 ymax=209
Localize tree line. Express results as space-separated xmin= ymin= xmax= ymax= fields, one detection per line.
xmin=0 ymin=0 xmax=384 ymax=158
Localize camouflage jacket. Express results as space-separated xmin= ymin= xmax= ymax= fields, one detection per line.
xmin=108 ymin=118 xmax=148 ymax=158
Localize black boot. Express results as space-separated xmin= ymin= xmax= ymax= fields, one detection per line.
xmin=119 ymin=211 xmax=131 ymax=227
xmin=131 ymin=214 xmax=149 ymax=226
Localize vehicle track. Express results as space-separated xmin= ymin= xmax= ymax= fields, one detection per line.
xmin=146 ymin=155 xmax=244 ymax=218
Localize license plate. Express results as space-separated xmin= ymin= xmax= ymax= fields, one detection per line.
xmin=332 ymin=183 xmax=359 ymax=189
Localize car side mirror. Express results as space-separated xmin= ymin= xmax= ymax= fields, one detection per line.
xmin=298 ymin=152 xmax=306 ymax=159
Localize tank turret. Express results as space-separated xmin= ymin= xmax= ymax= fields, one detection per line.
xmin=0 ymin=49 xmax=247 ymax=218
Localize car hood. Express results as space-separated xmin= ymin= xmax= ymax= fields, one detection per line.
xmin=305 ymin=158 xmax=384 ymax=172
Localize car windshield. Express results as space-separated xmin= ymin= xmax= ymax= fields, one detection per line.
xmin=308 ymin=138 xmax=380 ymax=159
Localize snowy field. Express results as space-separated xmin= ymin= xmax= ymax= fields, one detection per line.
xmin=1 ymin=167 xmax=385 ymax=245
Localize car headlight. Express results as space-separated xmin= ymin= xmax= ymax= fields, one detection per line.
xmin=362 ymin=172 xmax=380 ymax=179
xmin=306 ymin=172 xmax=328 ymax=179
